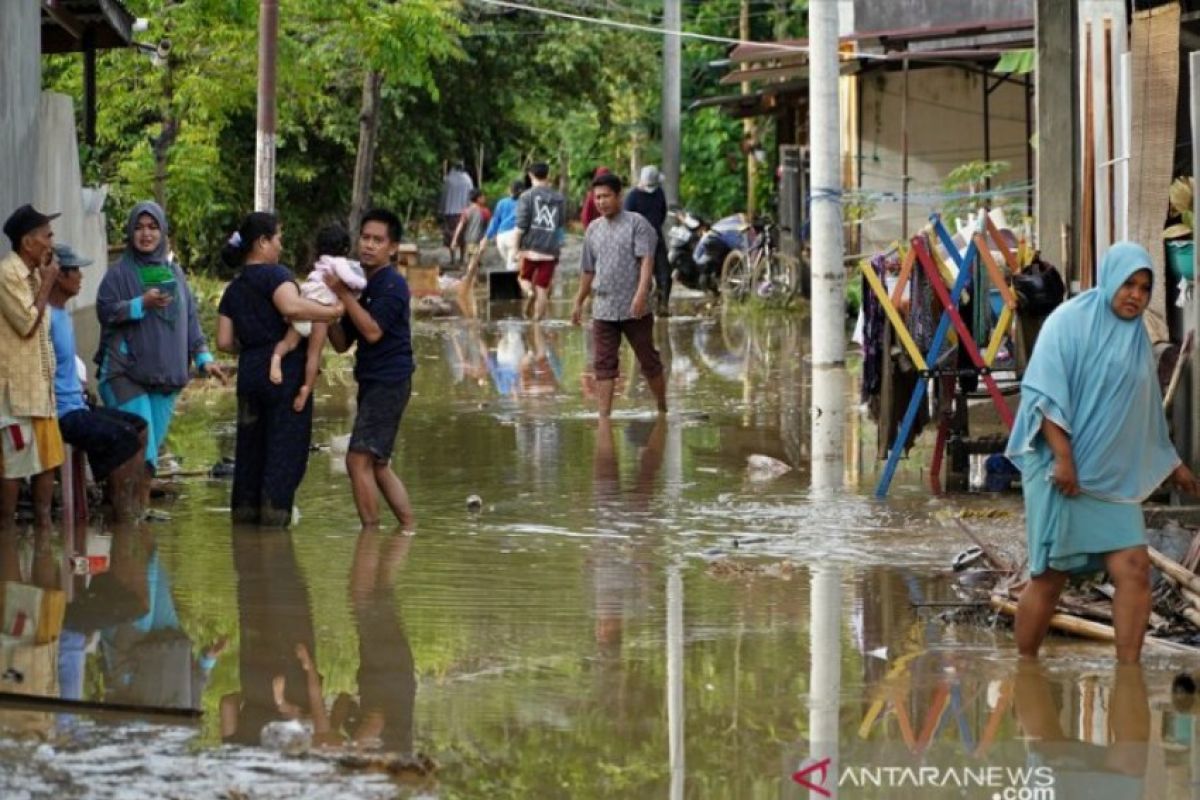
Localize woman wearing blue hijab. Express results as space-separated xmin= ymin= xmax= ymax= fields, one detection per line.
xmin=1006 ymin=241 xmax=1200 ymax=662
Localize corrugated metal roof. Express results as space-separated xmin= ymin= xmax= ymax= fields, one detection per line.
xmin=41 ymin=0 xmax=135 ymax=54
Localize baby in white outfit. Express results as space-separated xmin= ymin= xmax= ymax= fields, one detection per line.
xmin=271 ymin=255 xmax=366 ymax=411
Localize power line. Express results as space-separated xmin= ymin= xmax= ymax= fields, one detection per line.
xmin=468 ymin=0 xmax=888 ymax=59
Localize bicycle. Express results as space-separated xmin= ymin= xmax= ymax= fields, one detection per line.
xmin=720 ymin=219 xmax=800 ymax=305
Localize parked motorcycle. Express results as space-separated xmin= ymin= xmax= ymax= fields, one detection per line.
xmin=666 ymin=210 xmax=716 ymax=294
xmin=667 ymin=210 xmax=747 ymax=296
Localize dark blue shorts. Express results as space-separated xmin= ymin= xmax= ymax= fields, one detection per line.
xmin=349 ymin=379 xmax=411 ymax=463
xmin=58 ymin=407 xmax=146 ymax=481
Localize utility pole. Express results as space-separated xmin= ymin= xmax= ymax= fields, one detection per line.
xmin=740 ymin=0 xmax=756 ymax=218
xmin=808 ymin=0 xmax=844 ymax=366
xmin=254 ymin=0 xmax=279 ymax=212
xmin=662 ymin=0 xmax=681 ymax=206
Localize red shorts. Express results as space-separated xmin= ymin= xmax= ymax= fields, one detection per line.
xmin=519 ymin=257 xmax=558 ymax=289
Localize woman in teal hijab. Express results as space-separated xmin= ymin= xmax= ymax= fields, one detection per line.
xmin=1006 ymin=241 xmax=1200 ymax=662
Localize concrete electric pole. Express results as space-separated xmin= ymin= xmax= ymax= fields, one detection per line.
xmin=662 ymin=0 xmax=681 ymax=206
xmin=808 ymin=0 xmax=845 ymax=366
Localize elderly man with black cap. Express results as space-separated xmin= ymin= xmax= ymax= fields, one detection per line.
xmin=623 ymin=165 xmax=671 ymax=316
xmin=0 ymin=204 xmax=65 ymax=532
xmin=49 ymin=243 xmax=149 ymax=522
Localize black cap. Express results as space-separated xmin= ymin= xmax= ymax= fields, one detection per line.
xmin=3 ymin=204 xmax=60 ymax=249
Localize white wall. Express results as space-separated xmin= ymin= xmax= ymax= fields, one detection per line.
xmin=35 ymin=92 xmax=109 ymax=311
xmin=857 ymin=66 xmax=1031 ymax=254
xmin=0 ymin=4 xmax=41 ymax=257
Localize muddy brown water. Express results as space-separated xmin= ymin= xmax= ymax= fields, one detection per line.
xmin=0 ymin=302 xmax=1196 ymax=799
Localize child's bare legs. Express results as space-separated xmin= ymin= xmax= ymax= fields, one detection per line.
xmin=271 ymin=327 xmax=304 ymax=385
xmin=293 ymin=323 xmax=328 ymax=412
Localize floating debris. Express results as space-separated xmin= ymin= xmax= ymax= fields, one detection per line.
xmin=466 ymin=494 xmax=483 ymax=513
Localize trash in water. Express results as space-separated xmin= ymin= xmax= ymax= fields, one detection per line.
xmin=466 ymin=494 xmax=483 ymax=512
xmin=746 ymin=454 xmax=791 ymax=481
xmin=732 ymin=536 xmax=767 ymax=547
xmin=209 ymin=457 xmax=236 ymax=479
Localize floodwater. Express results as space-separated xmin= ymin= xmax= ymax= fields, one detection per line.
xmin=0 ymin=296 xmax=1197 ymax=799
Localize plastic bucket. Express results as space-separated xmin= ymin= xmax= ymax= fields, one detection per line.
xmin=1167 ymin=240 xmax=1195 ymax=281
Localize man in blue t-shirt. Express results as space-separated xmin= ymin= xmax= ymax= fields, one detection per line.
xmin=48 ymin=243 xmax=148 ymax=522
xmin=326 ymin=208 xmax=416 ymax=529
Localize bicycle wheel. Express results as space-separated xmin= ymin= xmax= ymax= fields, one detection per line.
xmin=720 ymin=250 xmax=753 ymax=302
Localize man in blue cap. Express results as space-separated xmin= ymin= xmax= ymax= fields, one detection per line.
xmin=0 ymin=204 xmax=64 ymax=532
xmin=48 ymin=243 xmax=148 ymax=522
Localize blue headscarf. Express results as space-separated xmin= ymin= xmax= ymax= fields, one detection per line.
xmin=1005 ymin=242 xmax=1180 ymax=502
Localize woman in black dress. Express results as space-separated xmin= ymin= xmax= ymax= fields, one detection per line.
xmin=216 ymin=212 xmax=343 ymax=525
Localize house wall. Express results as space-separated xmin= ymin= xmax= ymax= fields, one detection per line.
xmin=856 ymin=66 xmax=1031 ymax=254
xmin=0 ymin=4 xmax=41 ymax=256
xmin=36 ymin=93 xmax=110 ymax=311
xmin=853 ymin=0 xmax=1032 ymax=34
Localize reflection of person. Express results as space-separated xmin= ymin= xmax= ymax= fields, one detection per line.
xmin=0 ymin=204 xmax=64 ymax=533
xmin=217 ymin=212 xmax=343 ymax=526
xmin=99 ymin=540 xmax=227 ymax=709
xmin=518 ymin=323 xmax=561 ymax=398
xmin=329 ymin=527 xmax=416 ymax=751
xmin=1005 ymin=243 xmax=1200 ymax=663
xmin=1014 ymin=661 xmax=1148 ymax=793
xmin=96 ymin=202 xmax=224 ymax=478
xmin=221 ymin=530 xmax=319 ymax=745
xmin=571 ymin=173 xmax=667 ymax=418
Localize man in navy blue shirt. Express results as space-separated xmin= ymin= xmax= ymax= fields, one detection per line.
xmin=326 ymin=208 xmax=416 ymax=528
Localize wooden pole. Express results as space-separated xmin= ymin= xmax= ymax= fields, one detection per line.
xmin=1190 ymin=52 xmax=1200 ymax=469
xmin=254 ymin=0 xmax=279 ymax=212
xmin=1035 ymin=0 xmax=1080 ymax=273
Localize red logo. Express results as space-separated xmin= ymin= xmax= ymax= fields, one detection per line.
xmin=792 ymin=757 xmax=832 ymax=797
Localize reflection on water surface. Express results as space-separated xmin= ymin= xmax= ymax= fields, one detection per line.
xmin=0 ymin=311 xmax=1194 ymax=798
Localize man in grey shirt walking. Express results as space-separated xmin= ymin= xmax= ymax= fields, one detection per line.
xmin=571 ymin=172 xmax=667 ymax=418
xmin=516 ymin=162 xmax=566 ymax=321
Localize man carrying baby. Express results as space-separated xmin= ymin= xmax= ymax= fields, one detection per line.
xmin=326 ymin=209 xmax=416 ymax=529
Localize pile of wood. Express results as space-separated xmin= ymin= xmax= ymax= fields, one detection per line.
xmin=953 ymin=519 xmax=1200 ymax=654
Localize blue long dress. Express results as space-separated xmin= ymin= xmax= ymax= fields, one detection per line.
xmin=1005 ymin=242 xmax=1181 ymax=576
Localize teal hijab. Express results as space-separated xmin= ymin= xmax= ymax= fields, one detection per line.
xmin=1005 ymin=242 xmax=1180 ymax=502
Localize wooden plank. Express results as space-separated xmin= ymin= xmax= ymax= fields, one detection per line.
xmin=1080 ymin=19 xmax=1095 ymax=289
xmin=859 ymin=261 xmax=927 ymax=370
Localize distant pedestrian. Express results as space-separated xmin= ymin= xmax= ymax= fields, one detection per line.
xmin=326 ymin=208 xmax=416 ymax=529
xmin=581 ymin=166 xmax=610 ymax=229
xmin=624 ymin=165 xmax=671 ymax=316
xmin=516 ymin=162 xmax=566 ymax=321
xmin=451 ymin=189 xmax=490 ymax=317
xmin=570 ymin=173 xmax=667 ymax=418
xmin=438 ymin=162 xmax=474 ymax=267
xmin=0 ymin=204 xmax=64 ymax=532
xmin=486 ymin=180 xmax=524 ymax=272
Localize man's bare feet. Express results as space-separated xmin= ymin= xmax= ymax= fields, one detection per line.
xmin=293 ymin=384 xmax=311 ymax=412
xmin=269 ymin=353 xmax=284 ymax=384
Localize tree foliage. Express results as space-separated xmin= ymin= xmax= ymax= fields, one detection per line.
xmin=44 ymin=0 xmax=807 ymax=272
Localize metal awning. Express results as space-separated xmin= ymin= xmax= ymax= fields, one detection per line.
xmin=41 ymin=0 xmax=136 ymax=54
xmin=695 ymin=17 xmax=1034 ymax=116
